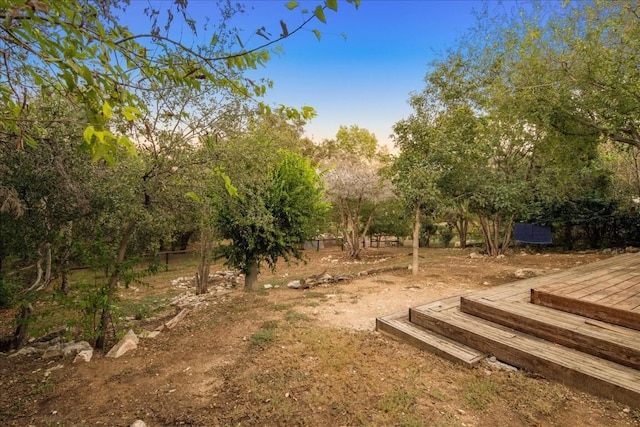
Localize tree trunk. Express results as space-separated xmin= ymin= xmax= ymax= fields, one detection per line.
xmin=244 ymin=259 xmax=260 ymax=291
xmin=479 ymin=213 xmax=513 ymax=257
xmin=12 ymin=303 xmax=33 ymax=350
xmin=412 ymin=204 xmax=421 ymax=276
xmin=500 ymin=215 xmax=515 ymax=254
xmin=96 ymin=219 xmax=136 ymax=351
xmin=195 ymin=229 xmax=212 ymax=295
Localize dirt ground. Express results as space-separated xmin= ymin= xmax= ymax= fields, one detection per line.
xmin=1 ymin=246 xmax=639 ymax=426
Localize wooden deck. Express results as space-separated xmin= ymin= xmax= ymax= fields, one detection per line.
xmin=531 ymin=254 xmax=640 ymax=330
xmin=376 ymin=252 xmax=640 ymax=408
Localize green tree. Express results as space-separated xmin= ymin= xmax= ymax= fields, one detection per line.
xmin=0 ymin=0 xmax=358 ymax=159
xmin=391 ymin=111 xmax=441 ymax=274
xmin=213 ymin=150 xmax=328 ymax=291
xmin=320 ymin=126 xmax=391 ymax=259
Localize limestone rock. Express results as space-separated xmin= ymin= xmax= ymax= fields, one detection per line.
xmin=73 ymin=349 xmax=93 ymax=363
xmin=42 ymin=344 xmax=64 ymax=359
xmin=106 ymin=330 xmax=139 ymax=358
xmin=287 ymin=280 xmax=301 ymax=289
xmin=62 ymin=341 xmax=92 ymax=357
xmin=8 ymin=346 xmax=40 ymax=358
xmin=130 ymin=420 xmax=147 ymax=427
xmin=139 ymin=330 xmax=161 ymax=339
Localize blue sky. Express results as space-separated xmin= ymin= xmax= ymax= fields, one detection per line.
xmin=234 ymin=0 xmax=482 ymax=150
xmin=126 ymin=1 xmax=485 ymax=150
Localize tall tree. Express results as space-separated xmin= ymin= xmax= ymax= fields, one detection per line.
xmin=320 ymin=125 xmax=391 ymax=259
xmin=0 ymin=0 xmax=358 ymax=158
xmin=213 ymin=150 xmax=328 ymax=290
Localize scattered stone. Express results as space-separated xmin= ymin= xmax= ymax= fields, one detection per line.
xmin=171 ymin=271 xmax=243 ymax=291
xmin=287 ymin=280 xmax=302 ymax=289
xmin=42 ymin=345 xmax=64 ymax=359
xmin=139 ymin=330 xmax=161 ymax=339
xmin=469 ymin=252 xmax=484 ymax=259
xmin=483 ymin=356 xmax=518 ymax=372
xmin=514 ymin=268 xmax=546 ymax=279
xmin=34 ymin=327 xmax=67 ymax=344
xmin=496 ymin=254 xmax=505 ymax=259
xmin=30 ymin=337 xmax=64 ymax=350
xmin=263 ymin=284 xmax=273 ymax=289
xmin=44 ymin=364 xmax=64 ymax=377
xmin=626 ymin=246 xmax=639 ymax=253
xmin=8 ymin=346 xmax=40 ymax=358
xmin=106 ymin=330 xmax=139 ymax=358
xmin=62 ymin=341 xmax=92 ymax=357
xmin=130 ymin=420 xmax=147 ymax=427
xmin=73 ymin=349 xmax=93 ymax=363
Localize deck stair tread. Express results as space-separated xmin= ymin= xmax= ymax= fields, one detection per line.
xmin=376 ymin=311 xmax=486 ymax=368
xmin=409 ymin=304 xmax=640 ymax=407
xmin=459 ymin=296 xmax=640 ymax=370
xmin=375 ymin=253 xmax=640 ymax=408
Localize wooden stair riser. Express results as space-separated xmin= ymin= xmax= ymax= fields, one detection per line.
xmin=376 ymin=316 xmax=485 ymax=368
xmin=409 ymin=308 xmax=640 ymax=408
xmin=459 ymin=297 xmax=640 ymax=370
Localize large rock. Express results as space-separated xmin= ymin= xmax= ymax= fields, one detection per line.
xmin=62 ymin=341 xmax=92 ymax=357
xmin=73 ymin=349 xmax=93 ymax=363
xmin=287 ymin=280 xmax=302 ymax=289
xmin=8 ymin=346 xmax=40 ymax=358
xmin=105 ymin=330 xmax=139 ymax=358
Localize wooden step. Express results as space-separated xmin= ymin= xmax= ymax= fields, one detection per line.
xmin=410 ymin=306 xmax=640 ymax=408
xmin=376 ymin=312 xmax=486 ymax=368
xmin=532 ymin=287 xmax=640 ymax=331
xmin=459 ymin=296 xmax=640 ymax=370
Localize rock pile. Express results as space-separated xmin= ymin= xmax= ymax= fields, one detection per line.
xmin=285 ymin=265 xmax=407 ymax=289
xmin=170 ymin=270 xmax=243 ymax=291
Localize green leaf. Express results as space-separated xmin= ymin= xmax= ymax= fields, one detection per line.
xmin=301 ymin=106 xmax=317 ymax=119
xmin=83 ymin=125 xmax=95 ymax=144
xmin=325 ymin=0 xmax=338 ymax=12
xmin=117 ymin=135 xmax=136 ymax=154
xmin=102 ymin=101 xmax=112 ymax=119
xmin=185 ymin=191 xmax=201 ymax=203
xmin=211 ymin=34 xmax=219 ymax=46
xmin=314 ymin=5 xmax=326 ymax=23
xmin=312 ymin=29 xmax=321 ymax=41
xmin=285 ymin=1 xmax=299 ymax=10
xmin=122 ymin=106 xmax=141 ymax=121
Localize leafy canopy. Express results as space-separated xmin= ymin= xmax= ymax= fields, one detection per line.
xmin=0 ymin=0 xmax=359 ymax=161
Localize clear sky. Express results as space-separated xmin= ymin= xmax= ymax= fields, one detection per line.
xmin=126 ymin=0 xmax=485 ymax=150
xmin=238 ymin=0 xmax=484 ymax=150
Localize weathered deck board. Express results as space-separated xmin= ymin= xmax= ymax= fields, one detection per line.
xmin=376 ymin=312 xmax=486 ymax=368
xmin=531 ymin=253 xmax=640 ymax=330
xmin=410 ymin=306 xmax=640 ymax=408
xmin=581 ymin=275 xmax=640 ymax=303
xmin=376 ymin=252 xmax=640 ymax=408
xmin=460 ymin=296 xmax=640 ymax=370
xmin=476 ymin=254 xmax=629 ymax=303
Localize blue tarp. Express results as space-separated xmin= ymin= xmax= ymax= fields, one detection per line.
xmin=513 ymin=223 xmax=552 ymax=244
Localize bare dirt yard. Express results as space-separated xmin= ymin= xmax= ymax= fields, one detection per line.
xmin=1 ymin=246 xmax=640 ymax=426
